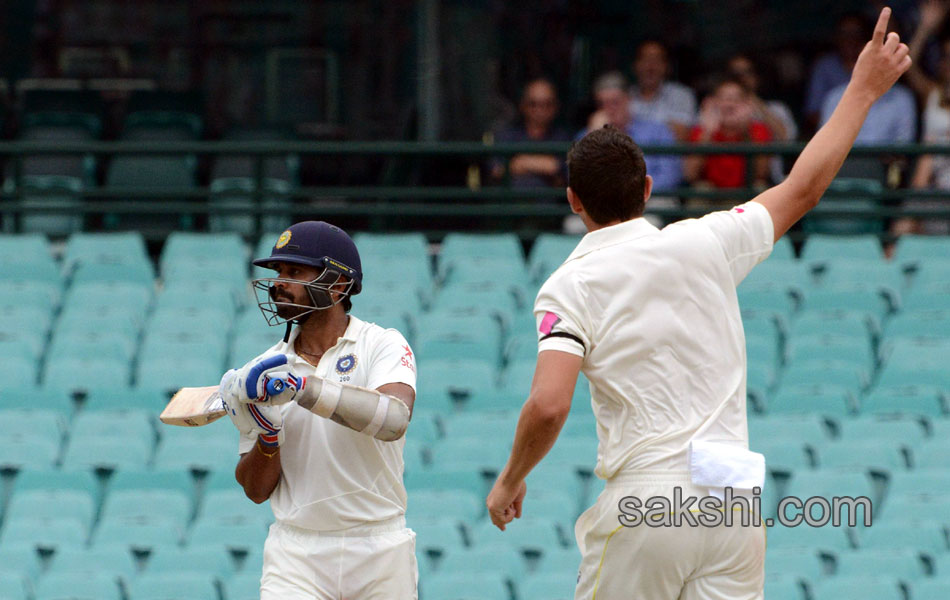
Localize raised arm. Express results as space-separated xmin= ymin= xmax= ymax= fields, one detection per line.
xmin=905 ymin=0 xmax=948 ymax=98
xmin=752 ymin=7 xmax=912 ymax=241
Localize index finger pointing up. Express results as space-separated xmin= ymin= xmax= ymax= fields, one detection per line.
xmin=873 ymin=7 xmax=892 ymax=44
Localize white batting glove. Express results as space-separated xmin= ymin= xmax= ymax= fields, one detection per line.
xmin=220 ymin=391 xmax=285 ymax=447
xmin=220 ymin=354 xmax=306 ymax=406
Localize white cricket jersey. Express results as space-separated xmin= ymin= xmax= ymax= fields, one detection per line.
xmin=535 ymin=201 xmax=774 ymax=478
xmin=238 ymin=315 xmax=417 ymax=531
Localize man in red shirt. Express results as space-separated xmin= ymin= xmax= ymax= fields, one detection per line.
xmin=685 ymin=78 xmax=773 ymax=189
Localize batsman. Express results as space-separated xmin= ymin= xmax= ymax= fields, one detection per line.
xmin=219 ymin=221 xmax=419 ymax=599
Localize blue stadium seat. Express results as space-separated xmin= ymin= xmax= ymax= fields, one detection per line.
xmin=535 ymin=546 xmax=581 ymax=575
xmin=887 ymin=469 xmax=950 ymax=496
xmin=153 ymin=438 xmax=235 ymax=473
xmin=800 ymin=288 xmax=891 ymax=320
xmin=787 ymin=334 xmax=875 ymax=372
xmin=414 ymin=359 xmax=497 ymax=412
xmin=860 ymin=385 xmax=945 ymax=418
xmin=127 ymin=572 xmax=218 ymax=600
xmin=883 ymin=491 xmax=950 ymax=524
xmin=812 ymin=576 xmax=902 ymax=600
xmin=800 ymin=234 xmax=884 ymax=263
xmin=913 ymin=440 xmax=950 ymax=470
xmin=409 ymin=518 xmax=468 ymax=557
xmin=739 ymin=289 xmax=799 ymax=319
xmin=187 ymin=520 xmax=268 ymax=553
xmin=893 ymin=234 xmax=950 ymax=267
xmin=145 ymin=545 xmax=234 ymax=577
xmin=0 ymin=280 xmax=60 ymax=315
xmin=221 ymin=572 xmax=262 ymax=600
xmin=47 ymin=544 xmax=137 ymax=580
xmin=768 ymin=383 xmax=855 ymax=417
xmin=439 ymin=546 xmax=524 ymax=584
xmin=430 ymin=437 xmax=509 ymax=474
xmin=739 ymin=261 xmax=812 ymax=294
xmin=155 ymin=281 xmax=240 ymax=314
xmin=783 ymin=470 xmax=874 ymax=519
xmin=1 ymin=517 xmax=87 ymax=550
xmin=765 ymin=547 xmax=823 ymax=582
xmin=790 ymin=310 xmax=876 ymax=342
xmin=762 ymin=575 xmax=805 ymax=600
xmin=352 ymin=233 xmax=430 ymax=265
xmin=0 ymin=259 xmax=61 ymax=287
xmin=68 ymin=262 xmax=154 ymax=288
xmin=766 ymin=522 xmax=854 ymax=552
xmin=753 ymin=439 xmax=812 ymax=474
xmin=529 ymin=233 xmax=581 ymax=282
xmin=470 ymin=517 xmax=564 ymax=554
xmin=83 ymin=387 xmax=167 ymax=412
xmin=4 ymin=488 xmax=96 ymax=532
xmin=13 ymin=468 xmax=99 ymax=498
xmin=196 ymin=489 xmax=273 ymax=528
xmin=876 ymin=339 xmax=950 ymax=389
xmin=421 ymin=571 xmax=509 ymax=600
xmin=911 ymin=579 xmax=950 ymax=600
xmin=856 ymin=519 xmax=946 ymax=554
xmin=12 ymin=175 xmax=85 ymax=236
xmin=430 ymin=285 xmax=522 ymax=326
xmin=817 ymin=259 xmax=903 ymax=295
xmin=405 ymin=467 xmax=485 ymax=499
xmin=0 ymin=545 xmax=41 ymax=581
xmin=838 ymin=416 xmax=926 ymax=448
xmin=47 ymin=329 xmax=137 ymax=363
xmin=884 ymin=311 xmax=950 ymax=342
xmin=60 ymin=436 xmax=152 ymax=472
xmin=407 ymin=490 xmax=482 ymax=524
xmin=525 ymin=463 xmax=587 ymax=510
xmin=136 ymin=353 xmax=224 ymax=394
xmin=42 ymin=355 xmax=134 ymax=395
xmin=63 ymin=232 xmax=150 ymax=270
xmin=32 ymin=571 xmax=122 ymax=600
xmin=817 ymin=440 xmax=907 ymax=473
xmin=99 ymin=489 xmax=191 ymax=526
xmin=441 ymin=411 xmax=517 ymax=445
xmin=439 ymin=232 xmax=523 ymax=264
xmin=415 ymin=314 xmax=502 ymax=365
xmin=92 ymin=517 xmax=183 ymax=551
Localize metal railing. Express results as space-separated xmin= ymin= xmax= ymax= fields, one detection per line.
xmin=0 ymin=141 xmax=947 ymax=238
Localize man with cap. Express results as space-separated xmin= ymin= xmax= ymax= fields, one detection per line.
xmin=218 ymin=221 xmax=419 ymax=599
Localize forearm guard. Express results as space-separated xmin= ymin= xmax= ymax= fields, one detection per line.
xmin=296 ymin=378 xmax=410 ymax=441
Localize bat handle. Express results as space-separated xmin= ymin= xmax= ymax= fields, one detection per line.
xmin=265 ymin=378 xmax=287 ymax=397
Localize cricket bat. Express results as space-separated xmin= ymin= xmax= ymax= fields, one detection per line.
xmin=159 ymin=378 xmax=289 ymax=427
xmin=159 ymin=386 xmax=227 ymax=427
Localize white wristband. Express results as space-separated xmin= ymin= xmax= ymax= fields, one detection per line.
xmin=360 ymin=394 xmax=390 ymax=437
xmin=314 ymin=380 xmax=343 ymax=419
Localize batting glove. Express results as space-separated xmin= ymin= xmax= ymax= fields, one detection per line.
xmin=220 ymin=354 xmax=306 ymax=406
xmin=220 ymin=392 xmax=285 ymax=447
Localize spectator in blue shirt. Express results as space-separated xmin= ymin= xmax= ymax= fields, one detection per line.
xmin=803 ymin=13 xmax=870 ymax=130
xmin=580 ymin=72 xmax=681 ymax=192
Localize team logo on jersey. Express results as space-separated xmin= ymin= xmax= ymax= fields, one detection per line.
xmin=275 ymin=230 xmax=292 ymax=249
xmin=336 ymin=353 xmax=358 ymax=374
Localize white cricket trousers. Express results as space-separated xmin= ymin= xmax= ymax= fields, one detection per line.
xmin=574 ymin=471 xmax=765 ymax=600
xmin=260 ymin=517 xmax=418 ymax=600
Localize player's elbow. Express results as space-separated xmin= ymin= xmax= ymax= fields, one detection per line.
xmin=246 ymin=490 xmax=271 ymax=504
xmin=526 ymin=392 xmax=571 ymax=426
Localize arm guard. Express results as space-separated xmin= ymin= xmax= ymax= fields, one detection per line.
xmin=296 ymin=378 xmax=410 ymax=441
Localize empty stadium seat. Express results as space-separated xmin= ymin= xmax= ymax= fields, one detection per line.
xmin=414 ymin=359 xmax=497 ymax=412
xmin=470 ymin=517 xmax=564 ymax=554
xmin=439 ymin=546 xmax=524 ymax=584
xmin=800 ymin=234 xmax=884 ymax=263
xmin=860 ymin=385 xmax=945 ymax=418
xmin=764 ymin=548 xmax=823 ymax=581
xmin=753 ymin=439 xmax=812 ymax=474
xmin=739 ymin=261 xmax=812 ymax=294
xmin=222 ymin=572 xmax=262 ymax=600
xmin=766 ymin=522 xmax=854 ymax=552
xmin=893 ymin=234 xmax=950 ymax=266
xmin=876 ymin=339 xmax=950 ymax=389
xmin=439 ymin=233 xmax=523 ymax=264
xmin=529 ymin=233 xmax=581 ymax=282
xmin=32 ymin=571 xmax=122 ymax=600
xmin=410 ymin=518 xmax=468 ymax=558
xmin=352 ymin=233 xmax=430 ymax=265
xmin=763 ymin=575 xmax=805 ymax=600
xmin=913 ymin=440 xmax=950 ymax=469
xmin=126 ymin=572 xmax=218 ymax=600
xmin=187 ymin=520 xmax=268 ymax=553
xmin=768 ymin=383 xmax=855 ymax=417
xmin=145 ymin=545 xmax=234 ymax=577
xmin=47 ymin=544 xmax=137 ymax=580
xmin=430 ymin=437 xmax=509 ymax=474
xmin=912 ymin=579 xmax=950 ymax=600
xmin=209 ymin=177 xmax=293 ymax=236
xmin=837 ymin=416 xmax=925 ymax=447
xmin=813 ymin=577 xmax=903 ymax=600
xmin=817 ymin=440 xmax=907 ymax=473
xmin=104 ymin=156 xmax=197 ymax=230
xmin=11 ymin=175 xmax=85 ymax=236
xmin=92 ymin=517 xmax=183 ymax=552
xmin=421 ymin=571 xmax=509 ymax=600
xmin=407 ymin=490 xmax=482 ymax=524
xmin=5 ymin=488 xmax=96 ymax=532
xmin=856 ymin=519 xmax=946 ymax=554
xmin=1 ymin=516 xmax=88 ymax=550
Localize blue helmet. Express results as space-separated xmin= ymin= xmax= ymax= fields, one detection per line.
xmin=252 ymin=221 xmax=363 ymax=325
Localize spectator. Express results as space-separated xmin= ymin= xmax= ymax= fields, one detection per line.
xmin=582 ymin=72 xmax=681 ymax=192
xmin=894 ymin=0 xmax=950 ymax=236
xmin=728 ymin=53 xmax=799 ymax=183
xmin=803 ymin=13 xmax=871 ymax=130
xmin=684 ymin=77 xmax=772 ymax=190
xmin=490 ymin=78 xmax=571 ymax=188
xmin=628 ymin=40 xmax=698 ymax=141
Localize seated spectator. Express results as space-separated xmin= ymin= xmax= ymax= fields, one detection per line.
xmin=490 ymin=78 xmax=571 ymax=188
xmin=893 ymin=0 xmax=950 ymax=236
xmin=803 ymin=13 xmax=869 ymax=131
xmin=581 ymin=71 xmax=681 ymax=192
xmin=628 ymin=40 xmax=698 ymax=141
xmin=684 ymin=77 xmax=772 ymax=190
xmin=728 ymin=53 xmax=799 ymax=183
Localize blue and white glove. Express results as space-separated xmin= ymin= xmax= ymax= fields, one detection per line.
xmin=220 ymin=354 xmax=306 ymax=407
xmin=220 ymin=392 xmax=285 ymax=447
